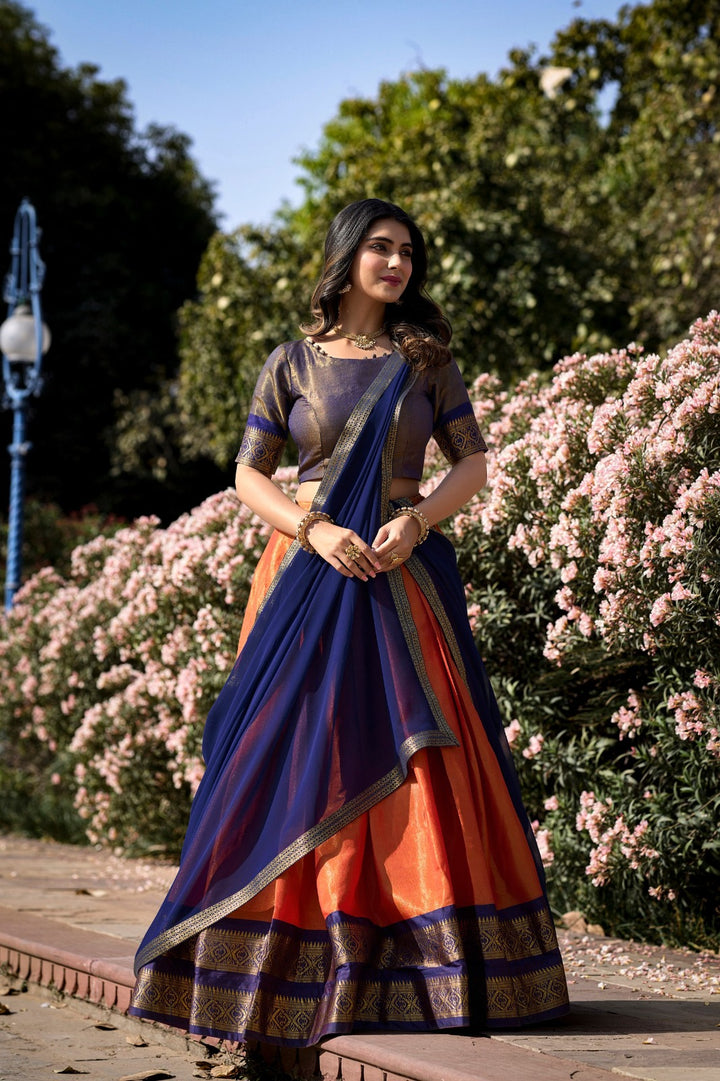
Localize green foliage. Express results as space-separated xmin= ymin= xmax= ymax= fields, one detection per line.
xmin=0 ymin=483 xmax=282 ymax=855
xmin=176 ymin=0 xmax=720 ymax=469
xmin=0 ymin=0 xmax=221 ymax=518
xmin=177 ymin=229 xmax=308 ymax=465
xmin=551 ymin=0 xmax=720 ymax=346
xmin=0 ymin=499 xmax=124 ymax=585
xmin=2 ymin=316 xmax=718 ymax=947
xmin=450 ymin=312 xmax=720 ymax=947
xmin=291 ymin=62 xmax=618 ymax=372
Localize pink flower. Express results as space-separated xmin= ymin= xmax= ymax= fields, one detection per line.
xmin=522 ymin=733 xmax=545 ymax=760
xmin=649 ymin=594 xmax=673 ymax=627
xmin=504 ymin=719 xmax=521 ymax=748
xmin=611 ymin=691 xmax=644 ymax=740
xmin=531 ymin=822 xmax=555 ymax=866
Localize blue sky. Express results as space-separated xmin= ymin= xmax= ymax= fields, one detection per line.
xmin=30 ymin=0 xmax=624 ymax=229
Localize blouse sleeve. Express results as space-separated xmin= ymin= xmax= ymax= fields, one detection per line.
xmin=431 ymin=358 xmax=488 ymax=464
xmin=234 ymin=345 xmax=293 ymax=477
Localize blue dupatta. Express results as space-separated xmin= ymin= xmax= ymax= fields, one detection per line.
xmin=135 ymin=353 xmax=541 ymax=973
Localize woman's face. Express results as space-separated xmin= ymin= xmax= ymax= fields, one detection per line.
xmin=347 ymin=217 xmax=413 ymax=305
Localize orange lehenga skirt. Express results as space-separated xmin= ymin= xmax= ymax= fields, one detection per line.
xmin=130 ymin=528 xmax=569 ymax=1045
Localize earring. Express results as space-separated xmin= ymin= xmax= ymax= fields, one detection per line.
xmin=339 ymin=282 xmax=352 ymax=294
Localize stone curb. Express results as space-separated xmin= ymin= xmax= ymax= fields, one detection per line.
xmin=0 ymin=904 xmax=621 ymax=1080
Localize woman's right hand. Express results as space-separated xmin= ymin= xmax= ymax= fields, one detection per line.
xmin=305 ymin=520 xmax=382 ymax=581
xmin=235 ymin=465 xmax=381 ymax=581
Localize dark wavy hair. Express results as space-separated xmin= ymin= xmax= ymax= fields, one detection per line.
xmin=301 ymin=198 xmax=452 ymax=369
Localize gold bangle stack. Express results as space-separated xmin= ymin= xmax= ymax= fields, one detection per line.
xmin=390 ymin=506 xmax=430 ymax=546
xmin=296 ymin=510 xmax=333 ymax=552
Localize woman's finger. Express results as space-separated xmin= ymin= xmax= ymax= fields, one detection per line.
xmin=338 ymin=542 xmax=373 ymax=581
xmin=371 ymin=524 xmax=391 ymax=548
xmin=342 ymin=536 xmax=381 ymax=575
xmin=373 ymin=535 xmax=405 ymax=558
xmin=378 ymin=547 xmax=410 ymax=571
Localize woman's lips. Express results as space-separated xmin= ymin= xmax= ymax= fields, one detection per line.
xmin=381 ymin=276 xmax=402 ymax=286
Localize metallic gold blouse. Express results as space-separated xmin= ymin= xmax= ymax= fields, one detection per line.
xmin=235 ymin=340 xmax=487 ymax=481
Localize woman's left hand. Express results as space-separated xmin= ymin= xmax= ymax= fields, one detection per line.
xmin=371 ymin=514 xmax=421 ymax=572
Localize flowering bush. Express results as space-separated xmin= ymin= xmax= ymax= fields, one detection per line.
xmin=0 ymin=477 xmax=294 ymax=852
xmin=452 ymin=312 xmax=720 ymax=946
xmin=1 ymin=315 xmax=718 ymax=946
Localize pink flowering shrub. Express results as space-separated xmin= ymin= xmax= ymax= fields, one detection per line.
xmin=0 ymin=477 xmax=293 ymax=852
xmin=451 ymin=312 xmax=720 ymax=946
xmin=1 ymin=315 xmax=718 ymax=945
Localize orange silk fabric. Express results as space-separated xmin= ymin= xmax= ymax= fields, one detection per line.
xmin=231 ymin=529 xmax=544 ymax=931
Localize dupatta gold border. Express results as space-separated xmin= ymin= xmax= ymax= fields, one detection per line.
xmin=136 ymin=722 xmax=453 ymax=970
xmin=380 ymin=400 xmax=461 ymax=747
xmin=134 ymin=350 xmax=442 ymax=971
xmin=135 ymin=353 xmax=477 ymax=972
xmin=403 ymin=554 xmax=468 ymax=686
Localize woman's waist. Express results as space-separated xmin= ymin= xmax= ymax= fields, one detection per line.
xmin=296 ymin=478 xmax=420 ymax=506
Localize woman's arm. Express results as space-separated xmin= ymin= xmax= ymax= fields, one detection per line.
xmin=415 ymin=451 xmax=487 ymax=526
xmin=371 ymin=451 xmax=487 ymax=566
xmin=235 ymin=464 xmax=306 ymax=537
xmin=235 ymin=464 xmax=381 ymax=580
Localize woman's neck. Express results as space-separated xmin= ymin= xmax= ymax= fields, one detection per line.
xmin=336 ymin=298 xmax=386 ymax=337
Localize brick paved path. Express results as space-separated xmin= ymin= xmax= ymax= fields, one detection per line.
xmin=1 ymin=835 xmax=718 ymax=1081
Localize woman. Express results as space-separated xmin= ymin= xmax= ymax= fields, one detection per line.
xmin=129 ymin=199 xmax=569 ymax=1066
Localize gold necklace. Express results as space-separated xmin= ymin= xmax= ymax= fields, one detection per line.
xmin=335 ymin=324 xmax=385 ymax=350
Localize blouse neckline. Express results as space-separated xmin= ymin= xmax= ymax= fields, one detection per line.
xmin=304 ymin=338 xmax=398 ymax=362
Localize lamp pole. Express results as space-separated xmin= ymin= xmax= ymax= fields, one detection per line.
xmin=1 ymin=199 xmax=51 ymax=611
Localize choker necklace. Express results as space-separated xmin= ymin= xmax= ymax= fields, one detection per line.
xmin=308 ymin=338 xmax=393 ymax=360
xmin=335 ymin=324 xmax=385 ymax=350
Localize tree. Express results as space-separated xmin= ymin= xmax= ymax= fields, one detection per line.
xmin=176 ymin=226 xmax=310 ymax=467
xmin=177 ymin=64 xmax=619 ymax=464
xmin=176 ymin=0 xmax=720 ymax=468
xmin=548 ymin=0 xmax=720 ymax=347
xmin=0 ymin=1 xmax=221 ymax=520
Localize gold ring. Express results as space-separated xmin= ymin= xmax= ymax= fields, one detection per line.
xmin=345 ymin=543 xmax=362 ymax=562
xmin=389 ymin=552 xmax=402 ymax=564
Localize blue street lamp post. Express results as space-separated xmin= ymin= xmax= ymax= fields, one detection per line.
xmin=0 ymin=200 xmax=51 ymax=611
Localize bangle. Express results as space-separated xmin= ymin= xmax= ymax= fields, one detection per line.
xmin=390 ymin=506 xmax=430 ymax=546
xmin=296 ymin=510 xmax=333 ymax=552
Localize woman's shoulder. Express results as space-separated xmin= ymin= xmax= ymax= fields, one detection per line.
xmin=283 ymin=337 xmax=319 ymax=350
xmin=264 ymin=338 xmax=315 ymax=364
xmin=257 ymin=339 xmax=309 ymax=373
xmin=253 ymin=340 xmax=317 ymax=398
xmin=413 ymin=352 xmax=465 ymax=388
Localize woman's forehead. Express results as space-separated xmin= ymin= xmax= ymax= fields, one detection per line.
xmin=364 ymin=218 xmax=412 ymax=245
